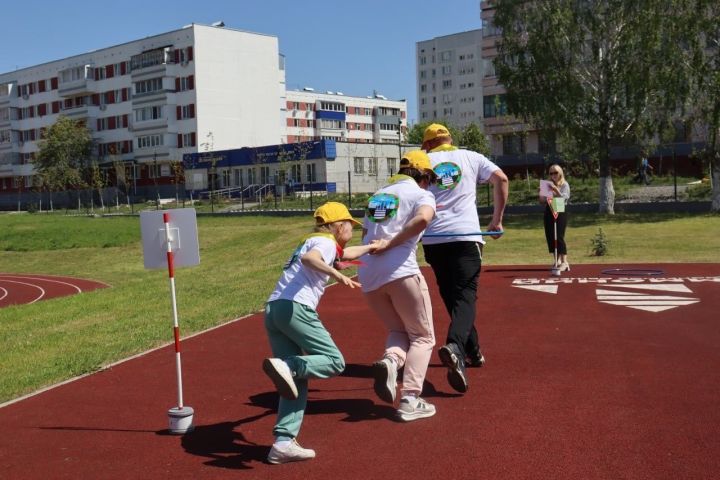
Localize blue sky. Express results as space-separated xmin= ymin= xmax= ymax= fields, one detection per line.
xmin=0 ymin=0 xmax=482 ymax=123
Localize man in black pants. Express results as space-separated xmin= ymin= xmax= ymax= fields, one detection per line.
xmin=421 ymin=124 xmax=508 ymax=393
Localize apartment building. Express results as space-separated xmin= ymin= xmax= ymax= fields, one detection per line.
xmin=0 ymin=23 xmax=285 ymax=202
xmin=416 ymin=29 xmax=484 ymax=128
xmin=285 ymin=89 xmax=406 ymax=145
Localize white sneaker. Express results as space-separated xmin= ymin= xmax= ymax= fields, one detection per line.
xmin=262 ymin=358 xmax=298 ymax=400
xmin=372 ymin=357 xmax=397 ymax=403
xmin=267 ymin=439 xmax=316 ymax=464
xmin=396 ymin=397 xmax=436 ymax=422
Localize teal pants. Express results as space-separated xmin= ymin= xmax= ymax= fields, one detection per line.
xmin=264 ymin=299 xmax=345 ymax=438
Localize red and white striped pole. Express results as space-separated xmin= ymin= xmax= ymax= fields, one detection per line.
xmin=163 ymin=212 xmax=194 ymax=433
xmin=549 ymin=198 xmax=560 ymax=277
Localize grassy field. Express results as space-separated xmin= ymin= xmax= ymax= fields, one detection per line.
xmin=0 ymin=211 xmax=718 ymax=403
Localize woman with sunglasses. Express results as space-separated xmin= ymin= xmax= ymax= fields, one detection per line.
xmin=540 ymin=164 xmax=571 ymax=271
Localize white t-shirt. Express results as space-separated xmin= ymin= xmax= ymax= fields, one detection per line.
xmin=358 ymin=176 xmax=436 ymax=293
xmin=423 ymin=147 xmax=500 ymax=245
xmin=267 ymin=234 xmax=338 ymax=310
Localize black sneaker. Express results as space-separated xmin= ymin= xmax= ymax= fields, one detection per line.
xmin=466 ymin=348 xmax=485 ymax=368
xmin=438 ymin=344 xmax=468 ymax=393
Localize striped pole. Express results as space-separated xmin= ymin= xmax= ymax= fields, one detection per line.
xmin=163 ymin=212 xmax=184 ymax=409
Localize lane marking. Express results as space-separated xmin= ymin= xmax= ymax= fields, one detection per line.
xmin=0 ymin=280 xmax=45 ymax=303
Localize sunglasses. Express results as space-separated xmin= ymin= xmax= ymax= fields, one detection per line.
xmin=549 ymin=171 xmax=560 ymax=175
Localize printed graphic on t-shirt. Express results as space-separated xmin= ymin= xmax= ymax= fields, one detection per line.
xmin=366 ymin=193 xmax=400 ymax=223
xmin=434 ymin=162 xmax=462 ymax=190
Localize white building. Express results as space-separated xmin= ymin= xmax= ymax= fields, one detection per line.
xmin=285 ymin=89 xmax=406 ymax=145
xmin=0 ymin=23 xmax=285 ymax=201
xmin=184 ymin=139 xmax=412 ymax=196
xmin=416 ymin=29 xmax=484 ymax=128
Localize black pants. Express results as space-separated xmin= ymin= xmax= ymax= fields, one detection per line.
xmin=422 ymin=241 xmax=482 ymax=360
xmin=544 ymin=207 xmax=568 ymax=255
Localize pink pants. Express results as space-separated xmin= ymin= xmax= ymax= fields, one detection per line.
xmin=364 ymin=274 xmax=435 ymax=397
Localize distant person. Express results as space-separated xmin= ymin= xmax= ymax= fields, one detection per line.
xmin=421 ymin=123 xmax=509 ymax=394
xmin=539 ymin=164 xmax=571 ymax=272
xmin=262 ymin=202 xmax=378 ymax=464
xmin=640 ymin=157 xmax=653 ymax=185
xmin=359 ymin=150 xmax=438 ymax=421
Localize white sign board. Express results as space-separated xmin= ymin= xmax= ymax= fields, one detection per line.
xmin=140 ymin=208 xmax=200 ymax=269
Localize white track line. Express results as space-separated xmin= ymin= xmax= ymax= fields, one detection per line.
xmin=0 ymin=279 xmax=45 ymax=303
xmin=0 ymin=275 xmax=83 ymax=293
xmin=0 ymin=287 xmax=7 ymax=301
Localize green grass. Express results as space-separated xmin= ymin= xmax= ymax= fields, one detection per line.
xmin=0 ymin=211 xmax=718 ymax=403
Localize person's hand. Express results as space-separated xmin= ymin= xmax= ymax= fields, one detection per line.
xmin=369 ymin=238 xmax=390 ymax=255
xmin=333 ymin=271 xmax=361 ymax=288
xmin=550 ymin=184 xmax=561 ymax=195
xmin=487 ymin=221 xmax=504 ymax=240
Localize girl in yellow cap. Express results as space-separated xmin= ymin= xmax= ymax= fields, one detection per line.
xmin=262 ymin=202 xmax=377 ymax=464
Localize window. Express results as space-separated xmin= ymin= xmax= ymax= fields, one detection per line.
xmin=247 ymin=168 xmax=256 ymax=184
xmin=353 ymin=157 xmax=364 ymax=174
xmin=290 ymin=164 xmax=302 ymax=182
xmin=137 ymin=134 xmax=163 ymax=149
xmin=442 ymin=80 xmax=452 ymax=89
xmin=130 ymin=48 xmax=167 ymax=70
xmin=179 ymin=104 xmax=195 ymax=119
xmin=0 ymin=130 xmax=11 ymax=144
xmin=222 ymin=169 xmax=231 ymax=187
xmin=320 ymin=102 xmax=344 ymax=112
xmin=442 ymin=65 xmax=452 ymax=75
xmin=306 ymin=163 xmax=316 ymax=183
xmin=440 ymin=51 xmax=452 ymax=62
xmin=368 ymin=158 xmax=377 ymax=175
xmin=320 ymin=119 xmax=343 ymax=129
xmin=59 ymin=66 xmax=88 ymax=83
xmin=148 ymin=163 xmax=162 ymax=179
xmin=502 ymin=134 xmax=525 ymax=155
xmin=260 ymin=166 xmax=270 ymax=184
xmin=134 ymin=105 xmax=163 ymax=122
xmin=182 ymin=133 xmax=196 ymax=147
xmin=135 ymin=78 xmax=163 ymax=95
xmin=483 ymin=94 xmax=507 ymax=118
xmin=386 ymin=158 xmax=397 ymax=175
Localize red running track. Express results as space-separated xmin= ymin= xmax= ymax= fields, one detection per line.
xmin=0 ymin=264 xmax=718 ymax=479
xmin=0 ymin=273 xmax=110 ymax=308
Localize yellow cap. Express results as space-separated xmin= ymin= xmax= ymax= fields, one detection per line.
xmin=422 ymin=123 xmax=452 ymax=143
xmin=400 ymin=150 xmax=432 ymax=171
xmin=314 ymin=202 xmax=361 ymax=226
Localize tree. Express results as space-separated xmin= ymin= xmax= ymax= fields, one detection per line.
xmin=681 ymin=1 xmax=720 ymax=211
xmin=459 ymin=123 xmax=491 ymax=156
xmin=406 ymin=121 xmax=462 ymax=146
xmin=35 ymin=116 xmax=93 ymax=201
xmin=493 ymin=0 xmax=689 ymax=213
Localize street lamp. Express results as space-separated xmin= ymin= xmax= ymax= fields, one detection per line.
xmin=397 ymin=117 xmax=403 ymax=168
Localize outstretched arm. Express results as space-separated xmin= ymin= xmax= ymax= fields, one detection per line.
xmin=301 ymin=249 xmax=361 ymax=288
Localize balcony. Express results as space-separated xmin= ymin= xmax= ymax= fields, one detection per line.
xmin=57 ymin=78 xmax=97 ymax=97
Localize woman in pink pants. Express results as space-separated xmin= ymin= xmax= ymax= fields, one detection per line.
xmin=358 ymin=150 xmax=437 ymax=422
